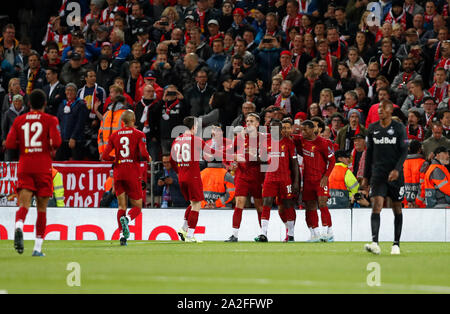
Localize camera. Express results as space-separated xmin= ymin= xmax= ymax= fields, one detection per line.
xmin=160 ymin=21 xmax=169 ymax=26
xmin=166 ymin=91 xmax=177 ymax=96
xmin=354 ymin=192 xmax=363 ymax=201
xmin=262 ymin=38 xmax=272 ymax=44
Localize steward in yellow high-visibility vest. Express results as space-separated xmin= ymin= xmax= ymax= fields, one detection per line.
xmin=328 ymin=150 xmax=359 ymax=208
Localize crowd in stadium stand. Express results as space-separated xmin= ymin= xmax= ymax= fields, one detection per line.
xmin=0 ymin=0 xmax=449 ymax=208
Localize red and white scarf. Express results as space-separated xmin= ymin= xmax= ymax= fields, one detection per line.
xmin=406 ymin=124 xmax=424 ymax=142
xmin=385 ymin=9 xmax=407 ymax=30
xmin=280 ymin=63 xmax=293 ymax=79
xmin=274 ymin=94 xmax=292 ymax=113
xmin=429 ymin=82 xmax=448 ymax=103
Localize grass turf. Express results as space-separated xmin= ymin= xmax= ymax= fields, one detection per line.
xmin=0 ymin=241 xmax=449 ymax=294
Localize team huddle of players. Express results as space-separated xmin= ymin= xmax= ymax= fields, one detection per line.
xmin=9 ymin=89 xmax=335 ymax=255
xmin=172 ymin=113 xmax=335 ymax=244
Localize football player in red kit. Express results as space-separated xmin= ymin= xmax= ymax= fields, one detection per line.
xmin=171 ymin=116 xmax=218 ymax=243
xmin=298 ymin=120 xmax=336 ymax=242
xmin=255 ymin=119 xmax=300 ymax=242
xmin=6 ymin=89 xmax=62 ymax=256
xmin=101 ymin=110 xmax=151 ymax=246
xmin=225 ymin=113 xmax=266 ymax=242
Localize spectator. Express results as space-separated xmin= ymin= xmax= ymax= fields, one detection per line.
xmin=350 ymin=133 xmax=367 ymax=181
xmin=185 ymin=69 xmax=216 ymax=117
xmin=232 ymin=101 xmax=255 ymax=128
xmin=98 ymin=93 xmax=129 ymax=159
xmin=206 ymin=38 xmax=228 ymax=76
xmin=2 ymin=78 xmax=26 ymax=116
xmin=396 ymin=28 xmax=421 ymax=61
xmin=401 ymin=79 xmax=431 ymax=115
xmin=429 ymin=68 xmax=448 ymax=104
xmin=422 ymin=96 xmax=440 ymax=131
xmin=109 ymin=28 xmax=131 ymax=72
xmin=422 ymin=122 xmax=450 ymax=160
xmin=136 ymin=84 xmax=160 ymax=162
xmin=254 ymin=34 xmax=282 ymax=88
xmin=158 ymin=85 xmax=188 ymax=155
xmin=96 ymin=55 xmax=117 ymax=92
xmin=272 ymin=80 xmax=304 ymax=117
xmin=2 ymin=94 xmax=28 ymax=161
xmin=290 ymin=34 xmax=312 ymax=74
xmin=201 ymin=161 xmax=235 ymax=208
xmin=391 ymin=57 xmax=423 ymax=105
xmin=56 ymin=83 xmax=89 ymax=161
xmin=335 ymin=62 xmax=357 ymax=105
xmin=346 ymin=46 xmax=367 ymax=84
xmin=190 ymin=26 xmax=212 ymax=61
xmin=437 ymin=109 xmax=450 ymax=139
xmin=369 ymin=37 xmax=402 ymax=84
xmin=154 ymin=154 xmax=188 ymax=208
xmin=406 ymin=109 xmax=425 ymax=142
xmin=336 ymin=108 xmax=367 ymax=152
xmin=328 ymin=150 xmax=359 ymax=209
xmin=272 ymin=50 xmax=302 ymax=87
xmin=328 ymin=112 xmax=345 ymax=142
xmin=422 ymin=146 xmax=450 ymax=208
xmin=19 ymin=51 xmax=47 ymax=95
xmin=314 ymin=39 xmax=338 ymax=78
xmin=403 ymin=139 xmax=426 ymax=208
xmin=0 ymin=24 xmax=21 ymax=73
xmin=207 ymin=89 xmax=240 ymax=129
xmin=43 ymin=67 xmax=65 ymax=116
xmin=60 ymin=52 xmax=88 ymax=89
xmin=327 ymin=26 xmax=348 ymax=61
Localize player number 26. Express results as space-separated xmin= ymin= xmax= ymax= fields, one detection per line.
xmin=173 ymin=143 xmax=191 ymax=162
xmin=21 ymin=121 xmax=43 ymax=148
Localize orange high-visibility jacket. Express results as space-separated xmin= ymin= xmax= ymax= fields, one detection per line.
xmin=328 ymin=163 xmax=359 ymax=208
xmin=422 ymin=160 xmax=450 ymax=208
xmin=403 ymin=154 xmax=426 ymax=205
xmin=98 ymin=103 xmax=127 ymax=157
xmin=200 ymin=163 xmax=235 ymax=208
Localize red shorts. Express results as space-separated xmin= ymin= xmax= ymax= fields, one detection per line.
xmin=18 ymin=172 xmax=53 ymax=197
xmin=302 ymin=181 xmax=329 ymax=201
xmin=179 ymin=178 xmax=204 ymax=202
xmin=262 ymin=180 xmax=294 ymax=200
xmin=114 ymin=178 xmax=142 ymax=200
xmin=235 ymin=176 xmax=263 ymax=199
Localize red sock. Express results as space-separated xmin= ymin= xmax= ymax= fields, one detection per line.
xmin=36 ymin=211 xmax=47 ymax=239
xmin=15 ymin=207 xmax=28 ymax=223
xmin=117 ymin=209 xmax=126 ymax=231
xmin=286 ymin=207 xmax=296 ymax=223
xmin=261 ymin=206 xmax=271 ymax=221
xmin=232 ymin=207 xmax=243 ymax=229
xmin=257 ymin=210 xmax=262 ymax=227
xmin=187 ymin=210 xmax=199 ymax=229
xmin=305 ymin=210 xmax=319 ymax=228
xmin=278 ymin=208 xmax=287 ymax=223
xmin=128 ymin=207 xmax=141 ymax=221
xmin=319 ymin=206 xmax=332 ymax=227
xmin=184 ymin=205 xmax=192 ymax=221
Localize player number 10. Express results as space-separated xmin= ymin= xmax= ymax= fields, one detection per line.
xmin=21 ymin=121 xmax=43 ymax=148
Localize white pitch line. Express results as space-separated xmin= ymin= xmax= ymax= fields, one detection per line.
xmin=0 ymin=290 xmax=8 ymax=294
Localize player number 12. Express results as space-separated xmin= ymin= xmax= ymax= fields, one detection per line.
xmin=21 ymin=121 xmax=43 ymax=148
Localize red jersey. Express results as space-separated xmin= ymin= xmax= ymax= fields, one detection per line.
xmin=234 ymin=132 xmax=265 ymax=182
xmin=171 ymin=133 xmax=207 ymax=182
xmin=102 ymin=126 xmax=150 ymax=180
xmin=5 ymin=111 xmax=61 ymax=174
xmin=301 ymin=135 xmax=335 ymax=182
xmin=263 ymin=136 xmax=296 ymax=183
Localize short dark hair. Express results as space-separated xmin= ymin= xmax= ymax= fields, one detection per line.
xmin=408 ymin=139 xmax=422 ymax=154
xmin=301 ymin=120 xmax=315 ymax=129
xmin=29 ymin=89 xmax=47 ymax=110
xmin=311 ymin=116 xmax=325 ymax=132
xmin=183 ymin=116 xmax=197 ymax=129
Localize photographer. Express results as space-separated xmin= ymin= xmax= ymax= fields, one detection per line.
xmin=154 ymin=154 xmax=188 ymax=208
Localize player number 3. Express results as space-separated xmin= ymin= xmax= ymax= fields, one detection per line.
xmin=119 ymin=137 xmax=130 ymax=158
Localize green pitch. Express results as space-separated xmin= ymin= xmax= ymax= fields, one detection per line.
xmin=0 ymin=241 xmax=449 ymax=294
